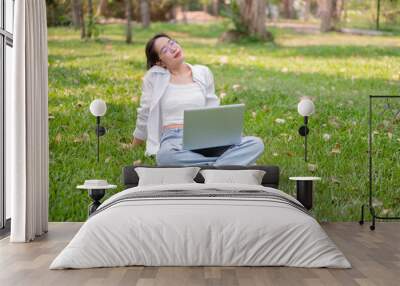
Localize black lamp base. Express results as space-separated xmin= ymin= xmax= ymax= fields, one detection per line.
xmin=88 ymin=189 xmax=105 ymax=216
xmin=296 ymin=181 xmax=313 ymax=210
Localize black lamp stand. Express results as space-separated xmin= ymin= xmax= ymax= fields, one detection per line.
xmin=95 ymin=116 xmax=106 ymax=163
xmin=298 ymin=116 xmax=310 ymax=162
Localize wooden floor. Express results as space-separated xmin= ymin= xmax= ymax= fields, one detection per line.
xmin=0 ymin=222 xmax=399 ymax=286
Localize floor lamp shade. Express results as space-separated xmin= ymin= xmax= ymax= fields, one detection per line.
xmin=90 ymin=99 xmax=107 ymax=117
xmin=297 ymin=99 xmax=315 ymax=117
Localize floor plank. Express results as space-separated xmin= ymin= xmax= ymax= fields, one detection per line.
xmin=0 ymin=222 xmax=399 ymax=286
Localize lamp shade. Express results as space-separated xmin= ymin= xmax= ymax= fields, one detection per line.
xmin=90 ymin=99 xmax=107 ymax=117
xmin=297 ymin=99 xmax=315 ymax=117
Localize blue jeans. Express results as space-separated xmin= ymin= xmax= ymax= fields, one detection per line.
xmin=156 ymin=128 xmax=265 ymax=166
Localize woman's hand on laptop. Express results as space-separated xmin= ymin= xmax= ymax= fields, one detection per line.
xmin=132 ymin=137 xmax=145 ymax=147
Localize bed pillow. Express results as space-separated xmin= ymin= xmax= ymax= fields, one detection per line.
xmin=135 ymin=167 xmax=201 ymax=186
xmin=200 ymin=169 xmax=266 ymax=185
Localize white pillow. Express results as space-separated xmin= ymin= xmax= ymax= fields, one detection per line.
xmin=135 ymin=167 xmax=201 ymax=186
xmin=200 ymin=169 xmax=266 ymax=185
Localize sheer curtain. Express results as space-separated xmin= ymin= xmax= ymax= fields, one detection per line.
xmin=7 ymin=0 xmax=49 ymax=242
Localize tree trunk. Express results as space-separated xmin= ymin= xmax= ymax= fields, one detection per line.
xmin=87 ymin=0 xmax=94 ymax=38
xmin=282 ymin=0 xmax=295 ymax=19
xmin=181 ymin=5 xmax=188 ymax=24
xmin=71 ymin=0 xmax=81 ymax=28
xmin=79 ymin=0 xmax=85 ymax=39
xmin=203 ymin=3 xmax=208 ymax=13
xmin=304 ymin=0 xmax=311 ymax=21
xmin=169 ymin=5 xmax=178 ymax=22
xmin=376 ymin=0 xmax=381 ymax=30
xmin=212 ymin=0 xmax=219 ymax=16
xmin=319 ymin=0 xmax=338 ymax=32
xmin=343 ymin=0 xmax=348 ymax=23
xmin=237 ymin=0 xmax=271 ymax=40
xmin=140 ymin=0 xmax=150 ymax=28
xmin=336 ymin=0 xmax=344 ymax=21
xmin=96 ymin=0 xmax=109 ymax=17
xmin=126 ymin=0 xmax=133 ymax=43
xmin=331 ymin=0 xmax=340 ymax=27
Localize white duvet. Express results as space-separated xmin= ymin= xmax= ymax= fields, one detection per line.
xmin=50 ymin=183 xmax=351 ymax=269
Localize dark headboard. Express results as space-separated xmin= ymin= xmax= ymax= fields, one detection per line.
xmin=122 ymin=165 xmax=280 ymax=189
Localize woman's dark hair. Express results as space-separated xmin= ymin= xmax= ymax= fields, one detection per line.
xmin=145 ymin=33 xmax=171 ymax=70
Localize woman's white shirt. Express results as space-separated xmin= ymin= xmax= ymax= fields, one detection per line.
xmin=160 ymin=82 xmax=206 ymax=126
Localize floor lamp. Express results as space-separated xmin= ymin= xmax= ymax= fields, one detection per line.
xmin=297 ymin=99 xmax=315 ymax=162
xmin=89 ymin=99 xmax=107 ymax=163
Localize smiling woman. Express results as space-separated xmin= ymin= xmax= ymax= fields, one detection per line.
xmin=131 ymin=32 xmax=265 ymax=166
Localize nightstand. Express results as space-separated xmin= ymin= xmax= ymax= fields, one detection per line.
xmin=77 ymin=180 xmax=117 ymax=215
xmin=289 ymin=177 xmax=321 ymax=210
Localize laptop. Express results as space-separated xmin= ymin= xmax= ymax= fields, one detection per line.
xmin=182 ymin=103 xmax=245 ymax=157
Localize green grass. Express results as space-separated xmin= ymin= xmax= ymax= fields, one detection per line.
xmin=48 ymin=22 xmax=400 ymax=222
xmin=340 ymin=8 xmax=400 ymax=33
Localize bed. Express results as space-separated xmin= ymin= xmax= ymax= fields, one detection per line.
xmin=49 ymin=164 xmax=351 ymax=269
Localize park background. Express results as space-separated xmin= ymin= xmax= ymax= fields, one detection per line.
xmin=46 ymin=0 xmax=400 ymax=222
